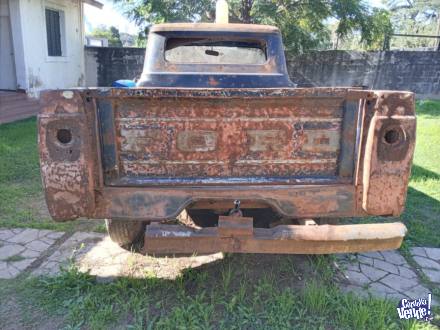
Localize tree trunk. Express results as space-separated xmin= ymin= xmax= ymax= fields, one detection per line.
xmin=240 ymin=0 xmax=253 ymax=23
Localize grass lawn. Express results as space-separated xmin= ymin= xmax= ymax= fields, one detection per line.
xmin=0 ymin=100 xmax=439 ymax=329
xmin=403 ymin=100 xmax=440 ymax=247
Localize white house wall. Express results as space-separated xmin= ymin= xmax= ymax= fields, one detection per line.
xmin=15 ymin=0 xmax=85 ymax=96
xmin=8 ymin=0 xmax=26 ymax=90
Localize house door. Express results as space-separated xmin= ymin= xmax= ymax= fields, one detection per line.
xmin=0 ymin=0 xmax=17 ymax=90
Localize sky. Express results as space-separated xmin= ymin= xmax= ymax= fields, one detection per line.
xmin=84 ymin=0 xmax=387 ymax=35
xmin=84 ymin=0 xmax=139 ymax=35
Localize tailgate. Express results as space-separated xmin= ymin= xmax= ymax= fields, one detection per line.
xmin=98 ymin=89 xmax=359 ymax=186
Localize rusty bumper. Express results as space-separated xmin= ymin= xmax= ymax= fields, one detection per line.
xmin=144 ymin=221 xmax=407 ymax=255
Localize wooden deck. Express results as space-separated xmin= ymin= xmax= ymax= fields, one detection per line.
xmin=0 ymin=91 xmax=40 ymax=124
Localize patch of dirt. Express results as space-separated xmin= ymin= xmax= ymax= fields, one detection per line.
xmin=26 ymin=194 xmax=51 ymax=221
xmin=127 ymin=252 xmax=313 ymax=291
xmin=0 ymin=283 xmax=64 ymax=330
xmin=23 ymin=191 xmax=105 ymax=232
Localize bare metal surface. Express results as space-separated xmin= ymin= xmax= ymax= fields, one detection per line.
xmin=144 ymin=222 xmax=407 ymax=254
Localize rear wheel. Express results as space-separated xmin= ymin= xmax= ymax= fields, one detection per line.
xmin=105 ymin=219 xmax=146 ymax=250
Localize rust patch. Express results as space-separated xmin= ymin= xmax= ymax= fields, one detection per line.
xmin=362 ymin=92 xmax=416 ymax=216
xmin=144 ymin=222 xmax=407 ymax=254
xmin=38 ymin=90 xmax=96 ymax=221
xmin=247 ymin=130 xmax=286 ymax=152
xmin=177 ymin=130 xmax=217 ymax=152
xmin=113 ymin=96 xmax=344 ymax=179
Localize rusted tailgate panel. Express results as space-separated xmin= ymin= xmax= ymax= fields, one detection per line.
xmin=98 ymin=88 xmax=359 ymax=185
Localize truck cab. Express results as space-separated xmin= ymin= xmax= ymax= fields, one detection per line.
xmin=138 ymin=23 xmax=293 ymax=88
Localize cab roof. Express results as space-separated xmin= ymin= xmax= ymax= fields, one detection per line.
xmin=150 ymin=23 xmax=280 ymax=34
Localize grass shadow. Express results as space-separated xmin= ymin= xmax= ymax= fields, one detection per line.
xmin=416 ymin=100 xmax=440 ymax=118
xmin=410 ymin=164 xmax=440 ymax=181
xmin=403 ymin=186 xmax=440 ymax=247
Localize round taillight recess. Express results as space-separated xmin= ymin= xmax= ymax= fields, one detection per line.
xmin=383 ymin=127 xmax=403 ymax=145
xmin=56 ymin=128 xmax=72 ymax=145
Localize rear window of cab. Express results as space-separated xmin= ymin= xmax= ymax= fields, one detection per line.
xmin=164 ymin=37 xmax=267 ymax=65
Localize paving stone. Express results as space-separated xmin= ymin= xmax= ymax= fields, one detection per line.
xmin=360 ymin=263 xmax=387 ymax=281
xmin=70 ymin=231 xmax=104 ymax=243
xmin=337 ymin=258 xmax=360 ymax=272
xmin=386 ymin=292 xmax=408 ymax=302
xmin=357 ymin=255 xmax=374 ymax=266
xmin=11 ymin=258 xmax=36 ymax=271
xmin=8 ymin=228 xmax=40 ymax=244
xmin=11 ymin=228 xmax=24 ymax=234
xmin=423 ymin=269 xmax=440 ymax=284
xmin=0 ymin=228 xmax=69 ymax=278
xmin=25 ymin=240 xmax=50 ymax=252
xmin=46 ymin=232 xmax=64 ymax=240
xmin=40 ymin=236 xmax=57 ymax=245
xmin=380 ymin=274 xmax=417 ymax=292
xmin=423 ymin=248 xmax=440 ymax=261
xmin=381 ymin=250 xmax=407 ymax=266
xmin=37 ymin=229 xmax=54 ymax=238
xmin=368 ymin=282 xmax=396 ymax=299
xmin=344 ymin=270 xmax=371 ymax=286
xmin=34 ymin=261 xmax=61 ymax=276
xmin=404 ymin=285 xmax=439 ymax=306
xmin=20 ymin=249 xmax=41 ymax=259
xmin=46 ymin=250 xmax=63 ymax=261
xmin=0 ymin=266 xmax=20 ymax=279
xmin=0 ymin=229 xmax=14 ymax=241
xmin=0 ymin=244 xmax=25 ymax=260
xmin=360 ymin=251 xmax=384 ymax=260
xmin=340 ymin=284 xmax=370 ymax=298
xmin=413 ymin=256 xmax=440 ymax=271
xmin=410 ymin=247 xmax=428 ymax=258
xmin=374 ymin=259 xmax=399 ymax=274
xmin=398 ymin=266 xmax=417 ymax=279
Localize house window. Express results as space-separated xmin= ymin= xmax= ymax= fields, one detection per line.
xmin=45 ymin=8 xmax=64 ymax=57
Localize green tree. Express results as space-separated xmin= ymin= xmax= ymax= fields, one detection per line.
xmin=133 ymin=28 xmax=148 ymax=47
xmin=89 ymin=25 xmax=123 ymax=47
xmin=113 ymin=0 xmax=392 ymax=53
xmin=334 ymin=8 xmax=393 ymax=50
xmin=387 ymin=0 xmax=440 ymax=49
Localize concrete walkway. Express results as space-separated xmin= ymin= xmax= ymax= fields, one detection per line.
xmin=0 ymin=227 xmax=439 ymax=305
xmin=336 ymin=251 xmax=437 ymax=305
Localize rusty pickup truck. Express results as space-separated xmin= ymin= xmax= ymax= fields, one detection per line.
xmin=38 ymin=23 xmax=416 ymax=254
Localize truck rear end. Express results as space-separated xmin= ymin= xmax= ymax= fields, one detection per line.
xmin=38 ymin=23 xmax=415 ymax=254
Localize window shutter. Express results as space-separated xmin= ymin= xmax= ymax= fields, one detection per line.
xmin=45 ymin=9 xmax=62 ymax=56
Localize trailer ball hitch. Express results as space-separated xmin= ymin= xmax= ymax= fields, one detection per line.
xmin=229 ymin=199 xmax=243 ymax=217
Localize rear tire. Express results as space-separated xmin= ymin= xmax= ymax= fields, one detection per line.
xmin=105 ymin=219 xmax=146 ymax=250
